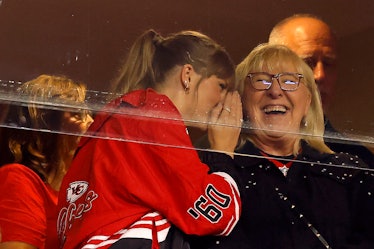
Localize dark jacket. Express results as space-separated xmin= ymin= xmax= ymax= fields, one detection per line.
xmin=324 ymin=118 xmax=373 ymax=168
xmin=192 ymin=141 xmax=374 ymax=249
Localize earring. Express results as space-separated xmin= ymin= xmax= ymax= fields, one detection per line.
xmin=302 ymin=118 xmax=308 ymax=127
xmin=184 ymin=80 xmax=190 ymax=94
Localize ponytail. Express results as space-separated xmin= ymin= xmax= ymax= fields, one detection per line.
xmin=111 ymin=29 xmax=235 ymax=95
xmin=111 ymin=29 xmax=162 ymax=94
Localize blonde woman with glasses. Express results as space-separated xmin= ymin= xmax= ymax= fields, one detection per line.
xmin=191 ymin=44 xmax=374 ymax=249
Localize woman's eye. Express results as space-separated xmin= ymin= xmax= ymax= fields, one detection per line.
xmin=219 ymin=83 xmax=227 ymax=90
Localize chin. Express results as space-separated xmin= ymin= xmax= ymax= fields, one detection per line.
xmin=262 ymin=130 xmax=285 ymax=139
xmin=261 ymin=125 xmax=299 ymax=138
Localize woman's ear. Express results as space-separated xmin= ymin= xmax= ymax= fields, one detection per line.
xmin=181 ymin=64 xmax=193 ymax=93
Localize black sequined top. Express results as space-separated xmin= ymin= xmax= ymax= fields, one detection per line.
xmin=192 ymin=140 xmax=374 ymax=249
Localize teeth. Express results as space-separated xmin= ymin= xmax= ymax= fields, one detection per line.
xmin=264 ymin=106 xmax=287 ymax=113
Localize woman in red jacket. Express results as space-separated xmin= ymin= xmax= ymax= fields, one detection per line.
xmin=57 ymin=29 xmax=243 ymax=249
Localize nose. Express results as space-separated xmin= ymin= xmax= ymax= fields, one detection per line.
xmin=266 ymin=77 xmax=283 ymax=98
xmin=313 ymin=61 xmax=325 ymax=84
xmin=85 ymin=114 xmax=94 ymax=127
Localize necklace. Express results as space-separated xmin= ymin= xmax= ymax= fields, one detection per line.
xmin=260 ymin=151 xmax=298 ymax=176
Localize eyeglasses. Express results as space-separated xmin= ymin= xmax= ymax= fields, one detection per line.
xmin=247 ymin=72 xmax=303 ymax=91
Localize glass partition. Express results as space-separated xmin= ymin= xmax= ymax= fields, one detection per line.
xmin=0 ymin=0 xmax=372 ymax=161
xmin=1 ymin=2 xmax=374 ymax=249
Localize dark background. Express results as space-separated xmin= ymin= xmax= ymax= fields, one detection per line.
xmin=0 ymin=0 xmax=373 ymax=148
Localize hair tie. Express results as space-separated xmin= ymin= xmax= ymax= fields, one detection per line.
xmin=152 ymin=32 xmax=163 ymax=47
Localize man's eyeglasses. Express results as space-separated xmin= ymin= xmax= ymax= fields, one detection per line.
xmin=247 ymin=72 xmax=303 ymax=91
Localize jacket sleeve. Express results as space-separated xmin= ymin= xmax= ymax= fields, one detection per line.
xmin=199 ymin=151 xmax=244 ymax=190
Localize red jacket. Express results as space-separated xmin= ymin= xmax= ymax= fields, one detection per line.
xmin=57 ymin=89 xmax=241 ymax=249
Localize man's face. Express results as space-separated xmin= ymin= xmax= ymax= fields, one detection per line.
xmin=280 ymin=17 xmax=337 ymax=114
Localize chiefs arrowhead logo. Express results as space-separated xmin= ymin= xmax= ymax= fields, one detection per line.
xmin=66 ymin=181 xmax=89 ymax=203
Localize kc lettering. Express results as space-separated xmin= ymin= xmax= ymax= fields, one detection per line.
xmin=57 ymin=181 xmax=98 ymax=247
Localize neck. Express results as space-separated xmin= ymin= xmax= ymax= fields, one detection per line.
xmin=251 ymin=135 xmax=300 ymax=156
xmin=155 ymin=67 xmax=194 ymax=122
xmin=47 ymin=161 xmax=68 ymax=191
xmin=47 ymin=135 xmax=79 ymax=191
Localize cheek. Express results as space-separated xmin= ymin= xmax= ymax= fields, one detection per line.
xmin=293 ymin=91 xmax=311 ymax=116
xmin=243 ymin=93 xmax=259 ymax=121
xmin=209 ymin=89 xmax=222 ymax=103
xmin=78 ymin=122 xmax=90 ymax=133
xmin=62 ymin=116 xmax=88 ymax=134
xmin=62 ymin=117 xmax=79 ymax=132
xmin=199 ymin=86 xmax=221 ymax=108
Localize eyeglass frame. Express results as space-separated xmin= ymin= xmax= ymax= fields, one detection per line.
xmin=246 ymin=72 xmax=304 ymax=91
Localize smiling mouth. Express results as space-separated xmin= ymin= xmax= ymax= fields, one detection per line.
xmin=263 ymin=105 xmax=287 ymax=114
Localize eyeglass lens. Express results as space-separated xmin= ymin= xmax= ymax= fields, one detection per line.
xmin=250 ymin=73 xmax=300 ymax=91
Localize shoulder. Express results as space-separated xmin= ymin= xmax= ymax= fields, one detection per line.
xmin=81 ymin=89 xmax=187 ymax=147
xmin=300 ymin=143 xmax=369 ymax=183
xmin=0 ymin=165 xmax=51 ymax=248
xmin=98 ymin=89 xmax=183 ymax=132
xmin=301 ymin=141 xmax=365 ymax=166
xmin=0 ymin=163 xmax=51 ymax=200
xmin=0 ymin=163 xmax=43 ymax=183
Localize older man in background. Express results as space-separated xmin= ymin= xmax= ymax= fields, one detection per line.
xmin=268 ymin=14 xmax=373 ymax=167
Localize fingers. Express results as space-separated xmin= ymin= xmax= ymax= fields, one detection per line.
xmin=207 ymin=91 xmax=243 ymax=156
xmin=220 ymin=91 xmax=243 ymax=128
xmin=210 ymin=102 xmax=223 ymax=124
xmin=223 ymin=106 xmax=231 ymax=113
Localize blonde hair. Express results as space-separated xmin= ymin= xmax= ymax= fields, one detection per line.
xmin=236 ymin=44 xmax=333 ymax=154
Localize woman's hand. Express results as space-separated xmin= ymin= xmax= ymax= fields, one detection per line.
xmin=208 ymin=91 xmax=243 ymax=158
